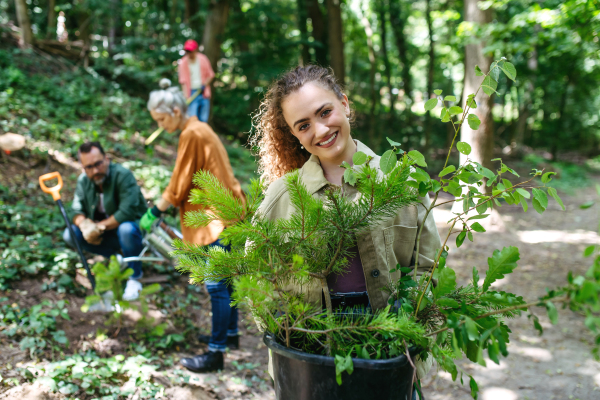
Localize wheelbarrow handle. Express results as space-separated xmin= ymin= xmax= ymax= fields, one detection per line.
xmin=39 ymin=172 xmax=64 ymax=201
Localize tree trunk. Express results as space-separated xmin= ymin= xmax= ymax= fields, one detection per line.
xmin=460 ymin=0 xmax=493 ymax=172
xmin=388 ymin=0 xmax=414 ymax=135
xmin=377 ymin=1 xmax=395 ymax=119
xmin=326 ymin=0 xmax=345 ymax=84
xmin=15 ymin=0 xmax=33 ymax=47
xmin=202 ymin=0 xmax=231 ymax=72
xmin=360 ymin=13 xmax=377 ymax=145
xmin=185 ymin=0 xmax=199 ymax=25
xmin=296 ymin=0 xmax=310 ymax=65
xmin=424 ymin=0 xmax=435 ymax=153
xmin=47 ymin=0 xmax=56 ymax=39
xmin=307 ymin=0 xmax=327 ymax=66
xmin=108 ymin=0 xmax=123 ymax=52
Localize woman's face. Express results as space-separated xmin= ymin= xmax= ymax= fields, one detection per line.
xmin=150 ymin=108 xmax=182 ymax=134
xmin=281 ymin=82 xmax=353 ymax=164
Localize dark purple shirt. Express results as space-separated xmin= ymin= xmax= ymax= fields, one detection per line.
xmin=326 ymin=245 xmax=367 ymax=293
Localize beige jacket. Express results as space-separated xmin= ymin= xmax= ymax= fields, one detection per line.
xmin=257 ymin=140 xmax=442 ymax=311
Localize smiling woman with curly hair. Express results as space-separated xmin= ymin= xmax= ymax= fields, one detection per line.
xmin=250 ymin=65 xmax=354 ymax=183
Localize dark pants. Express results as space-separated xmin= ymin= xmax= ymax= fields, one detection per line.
xmin=62 ymin=221 xmax=144 ymax=279
xmin=205 ymin=238 xmax=238 ymax=352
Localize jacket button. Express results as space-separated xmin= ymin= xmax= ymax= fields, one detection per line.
xmin=371 ymin=269 xmax=380 ymax=278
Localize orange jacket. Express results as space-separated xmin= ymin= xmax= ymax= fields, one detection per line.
xmin=162 ymin=117 xmax=244 ymax=245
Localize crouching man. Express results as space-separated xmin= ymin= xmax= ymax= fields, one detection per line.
xmin=63 ymin=141 xmax=148 ymax=300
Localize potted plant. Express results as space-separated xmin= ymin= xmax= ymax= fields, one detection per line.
xmin=173 ymin=58 xmax=600 ymax=400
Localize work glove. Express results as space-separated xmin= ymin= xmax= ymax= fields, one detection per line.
xmin=140 ymin=206 xmax=162 ymax=232
xmin=79 ymin=218 xmax=104 ymax=245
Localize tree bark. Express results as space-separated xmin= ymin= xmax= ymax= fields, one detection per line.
xmin=15 ymin=0 xmax=34 ymax=47
xmin=296 ymin=0 xmax=310 ymax=65
xmin=388 ymin=0 xmax=414 ymax=132
xmin=202 ymin=0 xmax=231 ymax=72
xmin=326 ymin=0 xmax=345 ymax=84
xmin=460 ymin=0 xmax=493 ymax=172
xmin=47 ymin=0 xmax=56 ymax=39
xmin=424 ymin=0 xmax=435 ymax=153
xmin=377 ymin=1 xmax=395 ymax=119
xmin=307 ymin=0 xmax=327 ymax=66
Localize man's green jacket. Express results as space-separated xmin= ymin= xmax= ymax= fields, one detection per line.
xmin=71 ymin=163 xmax=147 ymax=223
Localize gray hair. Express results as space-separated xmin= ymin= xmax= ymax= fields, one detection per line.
xmin=147 ymin=78 xmax=187 ymax=115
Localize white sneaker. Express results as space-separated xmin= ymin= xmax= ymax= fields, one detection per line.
xmin=123 ymin=279 xmax=143 ymax=301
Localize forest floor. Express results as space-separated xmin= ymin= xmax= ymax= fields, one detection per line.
xmin=2 ymin=150 xmax=600 ymax=400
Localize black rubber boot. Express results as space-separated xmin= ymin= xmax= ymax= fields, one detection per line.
xmin=197 ymin=334 xmax=240 ymax=350
xmin=180 ymin=351 xmax=224 ymax=372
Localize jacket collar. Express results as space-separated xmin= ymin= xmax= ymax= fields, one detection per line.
xmin=299 ymin=139 xmax=379 ymax=194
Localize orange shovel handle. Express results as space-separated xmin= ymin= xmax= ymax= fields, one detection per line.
xmin=39 ymin=172 xmax=63 ymax=201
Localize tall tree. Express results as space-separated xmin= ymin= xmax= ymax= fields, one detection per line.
xmin=108 ymin=0 xmax=123 ymax=52
xmin=377 ymin=0 xmax=395 ymax=119
xmin=296 ymin=0 xmax=310 ymax=65
xmin=360 ymin=11 xmax=377 ymax=141
xmin=326 ymin=0 xmax=345 ymax=83
xmin=388 ymin=0 xmax=414 ymax=135
xmin=185 ymin=0 xmax=199 ymax=25
xmin=202 ymin=0 xmax=231 ymax=76
xmin=424 ymin=0 xmax=435 ymax=152
xmin=47 ymin=0 xmax=56 ymax=39
xmin=15 ymin=0 xmax=33 ymax=47
xmin=460 ymin=0 xmax=493 ymax=171
xmin=307 ymin=0 xmax=327 ymax=66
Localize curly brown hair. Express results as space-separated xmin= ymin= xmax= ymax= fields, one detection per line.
xmin=249 ymin=65 xmax=353 ymax=183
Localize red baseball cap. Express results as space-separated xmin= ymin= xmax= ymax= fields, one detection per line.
xmin=183 ymin=39 xmax=199 ymax=52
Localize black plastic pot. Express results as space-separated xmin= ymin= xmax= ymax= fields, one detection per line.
xmin=264 ymin=333 xmax=417 ymax=400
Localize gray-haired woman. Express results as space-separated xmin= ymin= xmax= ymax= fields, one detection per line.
xmin=143 ymin=79 xmax=246 ymax=372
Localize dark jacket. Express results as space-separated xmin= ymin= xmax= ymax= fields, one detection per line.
xmin=71 ymin=163 xmax=147 ymax=223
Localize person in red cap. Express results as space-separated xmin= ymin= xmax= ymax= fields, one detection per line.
xmin=178 ymin=39 xmax=215 ymax=122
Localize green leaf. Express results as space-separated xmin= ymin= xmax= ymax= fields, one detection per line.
xmin=449 ymin=106 xmax=463 ymax=116
xmin=439 ymin=165 xmax=456 ymax=177
xmin=440 ymin=108 xmax=450 ymax=122
xmin=470 ymin=222 xmax=486 ymax=232
xmin=343 ymin=168 xmax=357 ymax=186
xmin=500 ymin=62 xmax=517 ymax=81
xmin=380 ymin=150 xmax=397 ymax=174
xmin=433 ymin=265 xmax=457 ymax=298
xmin=468 ymin=231 xmax=474 ymax=242
xmin=468 ymin=214 xmax=489 ymax=221
xmin=580 ymin=201 xmax=595 ymax=209
xmin=424 ymin=98 xmax=438 ymax=111
xmin=467 ymin=114 xmax=481 ymax=130
xmin=475 ymin=65 xmax=484 ymax=76
xmin=456 ymin=142 xmax=472 ymax=155
xmin=352 ymin=151 xmax=368 ymax=165
xmin=386 ymin=137 xmax=402 ymax=147
xmin=464 ymin=317 xmax=479 ymax=341
xmin=584 ymin=245 xmax=596 ymax=257
xmin=482 ymin=246 xmax=520 ymax=292
xmin=431 ymin=180 xmax=442 ymax=193
xmin=546 ymin=301 xmax=558 ymax=325
xmin=456 ymin=230 xmax=466 ymax=248
xmin=547 ymin=187 xmax=565 ymax=210
xmin=444 ymin=95 xmax=457 ymax=102
xmin=407 ymin=150 xmax=427 ymax=167
xmin=434 ymin=89 xmax=443 ymax=95
xmin=410 ymin=168 xmax=430 ymax=183
xmin=541 ymin=172 xmax=556 ymax=183
xmin=437 ymin=298 xmax=460 ymax=308
xmin=532 ymin=188 xmax=548 ymax=209
xmin=482 ymin=76 xmax=498 ymax=96
xmin=520 ymin=195 xmax=528 ymax=212
xmin=466 ymin=94 xmax=477 ymax=109
xmin=515 ymin=188 xmax=530 ymax=199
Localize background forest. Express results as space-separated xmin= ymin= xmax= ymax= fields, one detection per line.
xmin=1 ymin=0 xmax=600 ymax=399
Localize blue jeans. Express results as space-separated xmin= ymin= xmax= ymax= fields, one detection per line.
xmin=187 ymin=90 xmax=210 ymax=122
xmin=205 ymin=238 xmax=238 ymax=352
xmin=63 ymin=221 xmax=144 ymax=279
